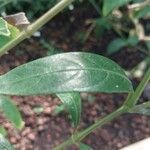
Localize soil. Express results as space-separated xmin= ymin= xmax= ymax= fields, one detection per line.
xmin=0 ymin=7 xmax=149 ymax=150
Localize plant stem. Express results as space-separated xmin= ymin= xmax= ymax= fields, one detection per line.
xmin=54 ymin=67 xmax=150 ymax=150
xmin=0 ymin=0 xmax=74 ymax=57
xmin=124 ymin=67 xmax=150 ymax=108
xmin=53 ymin=106 xmax=127 ymax=150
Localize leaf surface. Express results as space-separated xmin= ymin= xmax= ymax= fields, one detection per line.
xmin=79 ymin=143 xmax=93 ymax=150
xmin=0 ymin=95 xmax=24 ymax=129
xmin=57 ymin=92 xmax=81 ymax=127
xmin=0 ymin=23 xmax=20 ymax=49
xmin=0 ymin=17 xmax=10 ymax=36
xmin=0 ymin=52 xmax=133 ymax=95
xmin=134 ymin=6 xmax=150 ymax=19
xmin=129 ymin=102 xmax=150 ymax=116
xmin=107 ymin=38 xmax=127 ymax=54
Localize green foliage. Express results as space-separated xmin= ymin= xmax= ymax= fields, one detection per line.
xmin=57 ymin=92 xmax=81 ymax=127
xmin=129 ymin=102 xmax=150 ymax=116
xmin=95 ymin=17 xmax=112 ymax=36
xmin=0 ymin=95 xmax=24 ymax=129
xmin=0 ymin=126 xmax=7 ymax=137
xmin=107 ymin=38 xmax=127 ymax=54
xmin=0 ymin=52 xmax=133 ymax=95
xmin=1 ymin=0 xmax=60 ymax=19
xmin=53 ymin=104 xmax=66 ymax=115
xmin=0 ymin=23 xmax=20 ymax=49
xmin=107 ymin=35 xmax=139 ymax=54
xmin=33 ymin=106 xmax=44 ymax=114
xmin=133 ymin=5 xmax=150 ymax=19
xmin=0 ymin=0 xmax=149 ymax=149
xmin=0 ymin=18 xmax=10 ymax=36
xmin=0 ymin=134 xmax=13 ymax=150
xmin=102 ymin=0 xmax=132 ymax=16
xmin=79 ymin=143 xmax=93 ymax=150
xmin=146 ymin=41 xmax=150 ymax=53
xmin=127 ymin=35 xmax=139 ymax=46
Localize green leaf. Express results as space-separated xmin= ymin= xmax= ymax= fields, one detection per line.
xmin=33 ymin=106 xmax=44 ymax=114
xmin=107 ymin=38 xmax=127 ymax=54
xmin=79 ymin=143 xmax=93 ymax=150
xmin=95 ymin=17 xmax=112 ymax=37
xmin=129 ymin=102 xmax=150 ymax=116
xmin=134 ymin=6 xmax=150 ymax=19
xmin=145 ymin=41 xmax=150 ymax=52
xmin=0 ymin=52 xmax=133 ymax=95
xmin=0 ymin=23 xmax=20 ymax=49
xmin=127 ymin=35 xmax=139 ymax=46
xmin=0 ymin=18 xmax=10 ymax=36
xmin=0 ymin=126 xmax=7 ymax=137
xmin=0 ymin=95 xmax=24 ymax=129
xmin=102 ymin=0 xmax=132 ymax=16
xmin=57 ymin=92 xmax=81 ymax=127
xmin=0 ymin=134 xmax=13 ymax=150
xmin=53 ymin=104 xmax=65 ymax=115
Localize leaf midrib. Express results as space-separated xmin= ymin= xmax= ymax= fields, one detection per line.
xmin=0 ymin=67 xmax=129 ymax=86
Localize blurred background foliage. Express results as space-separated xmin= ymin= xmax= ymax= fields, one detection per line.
xmin=0 ymin=0 xmax=149 ymax=58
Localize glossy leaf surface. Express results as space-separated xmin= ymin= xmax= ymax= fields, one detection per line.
xmin=0 ymin=52 xmax=133 ymax=95
xmin=103 ymin=0 xmax=131 ymax=16
xmin=0 ymin=95 xmax=24 ymax=129
xmin=57 ymin=92 xmax=81 ymax=127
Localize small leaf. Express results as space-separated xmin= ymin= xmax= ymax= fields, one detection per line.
xmin=127 ymin=35 xmax=139 ymax=46
xmin=0 ymin=134 xmax=13 ymax=150
xmin=102 ymin=0 xmax=132 ymax=16
xmin=0 ymin=23 xmax=20 ymax=49
xmin=33 ymin=106 xmax=44 ymax=114
xmin=129 ymin=102 xmax=150 ymax=116
xmin=79 ymin=143 xmax=93 ymax=150
xmin=0 ymin=17 xmax=10 ymax=36
xmin=53 ymin=104 xmax=65 ymax=115
xmin=0 ymin=95 xmax=24 ymax=129
xmin=95 ymin=17 xmax=112 ymax=37
xmin=107 ymin=38 xmax=127 ymax=54
xmin=0 ymin=126 xmax=7 ymax=137
xmin=57 ymin=92 xmax=81 ymax=127
xmin=0 ymin=52 xmax=133 ymax=95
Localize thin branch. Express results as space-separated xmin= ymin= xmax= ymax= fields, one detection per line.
xmin=0 ymin=0 xmax=74 ymax=57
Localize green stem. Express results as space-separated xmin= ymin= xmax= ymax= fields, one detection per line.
xmin=124 ymin=67 xmax=150 ymax=108
xmin=53 ymin=106 xmax=127 ymax=150
xmin=54 ymin=67 xmax=150 ymax=150
xmin=0 ymin=0 xmax=74 ymax=57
